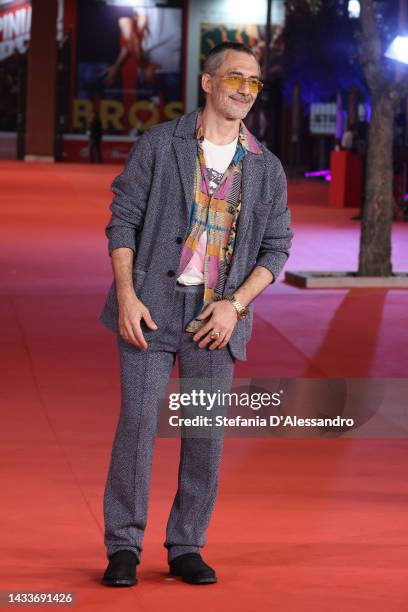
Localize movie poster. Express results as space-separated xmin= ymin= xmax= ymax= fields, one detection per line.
xmin=0 ymin=0 xmax=63 ymax=133
xmin=199 ymin=22 xmax=284 ymax=76
xmin=75 ymin=0 xmax=184 ymax=137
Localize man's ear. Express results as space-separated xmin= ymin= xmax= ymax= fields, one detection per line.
xmin=201 ymin=73 xmax=212 ymax=95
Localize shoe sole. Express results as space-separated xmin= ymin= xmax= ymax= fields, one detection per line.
xmin=102 ymin=578 xmax=137 ymax=587
xmin=169 ymin=567 xmax=216 ymax=584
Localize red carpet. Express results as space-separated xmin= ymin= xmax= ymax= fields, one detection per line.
xmin=1 ymin=161 xmax=408 ymax=611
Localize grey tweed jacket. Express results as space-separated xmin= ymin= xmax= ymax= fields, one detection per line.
xmin=99 ymin=109 xmax=293 ymax=361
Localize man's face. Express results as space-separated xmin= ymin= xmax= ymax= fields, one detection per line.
xmin=202 ymin=50 xmax=261 ymax=121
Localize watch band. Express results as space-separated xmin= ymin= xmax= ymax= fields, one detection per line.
xmin=226 ymin=294 xmax=248 ymax=320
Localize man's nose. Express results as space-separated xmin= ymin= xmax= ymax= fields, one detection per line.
xmin=237 ymin=79 xmax=250 ymax=95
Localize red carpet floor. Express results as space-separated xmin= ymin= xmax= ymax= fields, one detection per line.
xmin=1 ymin=161 xmax=408 ymax=611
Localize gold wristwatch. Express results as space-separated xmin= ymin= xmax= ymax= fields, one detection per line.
xmin=225 ymin=294 xmax=248 ymax=320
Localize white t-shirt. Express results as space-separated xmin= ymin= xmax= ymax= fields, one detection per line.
xmin=177 ymin=136 xmax=238 ymax=285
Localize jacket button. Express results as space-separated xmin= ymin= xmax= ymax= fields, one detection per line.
xmin=167 ymin=270 xmax=175 ymax=277
xmin=176 ymin=236 xmax=183 ymax=244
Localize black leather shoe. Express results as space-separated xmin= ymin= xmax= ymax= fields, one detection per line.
xmin=102 ymin=550 xmax=139 ymax=587
xmin=169 ymin=553 xmax=217 ymax=584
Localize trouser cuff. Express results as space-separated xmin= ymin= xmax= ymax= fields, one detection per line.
xmin=167 ymin=545 xmax=201 ymax=563
xmin=106 ymin=546 xmax=141 ymax=563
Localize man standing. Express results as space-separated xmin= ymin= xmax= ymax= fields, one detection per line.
xmin=88 ymin=112 xmax=103 ymax=163
xmin=100 ymin=42 xmax=293 ymax=586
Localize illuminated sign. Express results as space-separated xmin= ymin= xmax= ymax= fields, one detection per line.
xmin=0 ymin=1 xmax=31 ymax=60
xmin=0 ymin=0 xmax=63 ymax=61
xmin=310 ymin=103 xmax=337 ymax=135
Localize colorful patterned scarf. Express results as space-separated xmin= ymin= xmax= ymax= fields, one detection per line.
xmin=178 ymin=111 xmax=261 ymax=333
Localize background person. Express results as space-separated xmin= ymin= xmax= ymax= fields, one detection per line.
xmin=88 ymin=112 xmax=103 ymax=163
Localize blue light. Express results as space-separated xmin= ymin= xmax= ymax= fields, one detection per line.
xmin=385 ymin=36 xmax=408 ymax=64
xmin=348 ymin=0 xmax=360 ymax=19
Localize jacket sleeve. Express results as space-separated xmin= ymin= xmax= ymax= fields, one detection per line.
xmin=255 ymin=162 xmax=293 ymax=282
xmin=105 ymin=131 xmax=153 ymax=256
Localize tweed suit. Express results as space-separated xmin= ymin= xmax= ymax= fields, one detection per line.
xmin=100 ymin=109 xmax=293 ymax=563
xmin=104 ymin=284 xmax=235 ymax=562
xmin=99 ymin=109 xmax=293 ymax=361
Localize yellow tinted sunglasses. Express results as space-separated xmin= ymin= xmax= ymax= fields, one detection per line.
xmin=219 ymin=75 xmax=264 ymax=94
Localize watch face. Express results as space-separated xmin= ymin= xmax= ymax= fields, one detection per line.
xmin=239 ymin=310 xmax=247 ymax=320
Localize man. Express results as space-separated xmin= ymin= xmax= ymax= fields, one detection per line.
xmin=341 ymin=122 xmax=358 ymax=152
xmin=99 ymin=42 xmax=293 ymax=587
xmin=88 ymin=112 xmax=103 ymax=164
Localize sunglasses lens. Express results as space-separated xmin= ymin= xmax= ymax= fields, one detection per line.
xmin=222 ymin=76 xmax=263 ymax=94
xmin=248 ymin=80 xmax=260 ymax=94
xmin=224 ymin=76 xmax=242 ymax=89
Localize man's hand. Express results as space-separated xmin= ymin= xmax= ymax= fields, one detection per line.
xmin=118 ymin=292 xmax=158 ymax=349
xmin=190 ymin=266 xmax=276 ymax=350
xmin=193 ymin=300 xmax=238 ymax=350
xmin=111 ymin=248 xmax=157 ymax=349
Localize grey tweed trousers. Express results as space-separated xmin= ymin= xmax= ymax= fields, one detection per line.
xmin=103 ymin=283 xmax=235 ymax=563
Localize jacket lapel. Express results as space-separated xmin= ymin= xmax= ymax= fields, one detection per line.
xmin=172 ymin=139 xmax=197 ymax=222
xmin=223 ymin=153 xmax=265 ymax=292
xmin=171 ymin=111 xmax=200 ymax=221
xmin=234 ymin=153 xmax=265 ymax=254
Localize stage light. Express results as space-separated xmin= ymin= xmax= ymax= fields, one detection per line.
xmin=348 ymin=0 xmax=360 ymax=19
xmin=304 ymin=169 xmax=331 ymax=181
xmin=104 ymin=0 xmax=157 ymax=7
xmin=385 ymin=36 xmax=408 ymax=64
xmin=221 ymin=0 xmax=272 ymax=23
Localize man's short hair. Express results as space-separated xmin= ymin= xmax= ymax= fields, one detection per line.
xmin=203 ymin=42 xmax=259 ymax=76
